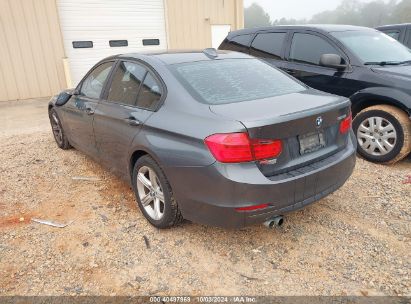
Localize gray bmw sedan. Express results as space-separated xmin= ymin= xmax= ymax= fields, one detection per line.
xmin=48 ymin=49 xmax=356 ymax=229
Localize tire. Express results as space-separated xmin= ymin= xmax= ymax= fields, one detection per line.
xmin=132 ymin=155 xmax=183 ymax=228
xmin=353 ymin=105 xmax=411 ymax=164
xmin=48 ymin=108 xmax=71 ymax=150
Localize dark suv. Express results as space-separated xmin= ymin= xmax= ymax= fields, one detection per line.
xmin=377 ymin=23 xmax=411 ymax=48
xmin=219 ymin=25 xmax=411 ymax=164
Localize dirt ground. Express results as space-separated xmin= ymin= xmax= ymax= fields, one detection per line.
xmin=0 ymin=98 xmax=410 ymax=296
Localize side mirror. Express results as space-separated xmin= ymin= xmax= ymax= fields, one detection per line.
xmin=55 ymin=92 xmax=72 ymax=106
xmin=320 ymin=54 xmax=347 ymax=70
xmin=72 ymin=89 xmax=80 ymax=96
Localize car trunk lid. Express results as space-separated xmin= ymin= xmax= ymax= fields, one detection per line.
xmin=209 ymin=90 xmax=351 ymax=176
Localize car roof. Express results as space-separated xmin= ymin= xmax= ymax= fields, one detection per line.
xmin=376 ymin=23 xmax=411 ymax=29
xmin=113 ymin=50 xmax=252 ymax=65
xmin=227 ymin=24 xmax=376 ymax=37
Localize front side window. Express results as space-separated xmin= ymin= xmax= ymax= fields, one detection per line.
xmin=107 ymin=62 xmax=147 ymax=105
xmin=170 ymin=58 xmax=305 ymax=105
xmin=250 ymin=32 xmax=286 ymax=59
xmin=290 ymin=33 xmax=340 ymax=65
xmin=80 ymin=62 xmax=113 ymax=99
xmin=332 ymin=30 xmax=411 ymax=64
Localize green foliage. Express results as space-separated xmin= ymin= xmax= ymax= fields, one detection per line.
xmin=245 ymin=0 xmax=411 ymax=28
xmin=244 ymin=3 xmax=272 ymax=28
xmin=391 ymin=0 xmax=411 ymax=23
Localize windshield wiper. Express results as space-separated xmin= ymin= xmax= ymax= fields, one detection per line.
xmin=364 ymin=61 xmax=402 ymax=66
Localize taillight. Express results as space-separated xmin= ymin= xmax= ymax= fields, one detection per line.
xmin=204 ymin=132 xmax=282 ymax=163
xmin=251 ymin=138 xmax=282 ymax=160
xmin=339 ymin=113 xmax=352 ymax=134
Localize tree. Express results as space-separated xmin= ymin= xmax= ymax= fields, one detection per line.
xmin=309 ymin=0 xmax=407 ymax=27
xmin=311 ymin=0 xmax=362 ymax=25
xmin=244 ymin=3 xmax=272 ymax=28
xmin=272 ymin=17 xmax=307 ymax=25
xmin=360 ymin=1 xmax=391 ymax=27
xmin=390 ymin=0 xmax=411 ymax=23
xmin=244 ymin=0 xmax=411 ymax=29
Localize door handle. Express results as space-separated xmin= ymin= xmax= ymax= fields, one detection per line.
xmin=85 ymin=108 xmax=95 ymax=115
xmin=125 ymin=117 xmax=141 ymax=126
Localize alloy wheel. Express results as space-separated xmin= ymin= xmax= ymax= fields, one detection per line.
xmin=51 ymin=112 xmax=63 ymax=146
xmin=356 ymin=116 xmax=397 ymax=156
xmin=136 ymin=166 xmax=165 ymax=220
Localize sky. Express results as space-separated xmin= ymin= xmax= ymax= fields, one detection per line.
xmin=243 ymin=0 xmax=382 ymax=21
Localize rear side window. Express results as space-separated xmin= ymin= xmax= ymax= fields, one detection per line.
xmin=80 ymin=62 xmax=113 ymax=99
xmin=290 ymin=33 xmax=340 ymax=65
xmin=221 ymin=34 xmax=252 ymax=52
xmin=137 ymin=73 xmax=162 ymax=109
xmin=107 ymin=61 xmax=162 ymax=109
xmin=107 ymin=62 xmax=147 ymax=105
xmin=170 ymin=58 xmax=305 ymax=105
xmin=250 ymin=32 xmax=286 ymax=59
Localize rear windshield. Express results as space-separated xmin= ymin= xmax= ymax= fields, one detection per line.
xmin=169 ymin=58 xmax=305 ymax=105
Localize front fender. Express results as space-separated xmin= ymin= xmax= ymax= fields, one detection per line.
xmin=48 ymin=95 xmax=58 ymax=108
xmin=350 ymin=87 xmax=411 ymax=115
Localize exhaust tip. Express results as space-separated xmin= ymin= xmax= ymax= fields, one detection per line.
xmin=263 ymin=216 xmax=284 ymax=228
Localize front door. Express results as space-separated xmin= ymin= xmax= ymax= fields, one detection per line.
xmin=61 ymin=61 xmax=114 ymax=155
xmin=93 ymin=60 xmax=163 ymax=178
xmin=283 ymin=32 xmax=352 ymax=97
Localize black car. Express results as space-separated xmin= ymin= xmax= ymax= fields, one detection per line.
xmin=48 ymin=50 xmax=355 ymax=229
xmin=376 ymin=23 xmax=411 ymax=48
xmin=219 ymin=25 xmax=411 ymax=164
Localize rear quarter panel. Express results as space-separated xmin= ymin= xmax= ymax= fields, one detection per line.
xmin=127 ymin=78 xmax=247 ymax=172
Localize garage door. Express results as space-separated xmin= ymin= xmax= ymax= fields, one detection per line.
xmin=58 ymin=0 xmax=168 ymax=87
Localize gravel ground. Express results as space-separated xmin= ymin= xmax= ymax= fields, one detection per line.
xmin=0 ymin=99 xmax=410 ymax=296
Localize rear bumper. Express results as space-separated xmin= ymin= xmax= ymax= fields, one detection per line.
xmin=167 ymin=131 xmax=357 ymax=228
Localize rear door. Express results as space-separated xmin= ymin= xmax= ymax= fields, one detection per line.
xmin=62 ymin=61 xmax=114 ymax=155
xmin=282 ymin=31 xmax=353 ymax=97
xmin=93 ymin=60 xmax=163 ymax=177
xmin=249 ymin=31 xmax=288 ymax=69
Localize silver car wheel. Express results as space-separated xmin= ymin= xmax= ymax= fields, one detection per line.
xmin=356 ymin=116 xmax=397 ymax=156
xmin=51 ymin=112 xmax=63 ymax=145
xmin=136 ymin=166 xmax=165 ymax=220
